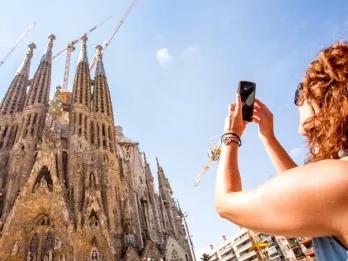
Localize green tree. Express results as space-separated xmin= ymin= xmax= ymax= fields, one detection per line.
xmin=48 ymin=85 xmax=63 ymax=118
xmin=200 ymin=253 xmax=210 ymax=261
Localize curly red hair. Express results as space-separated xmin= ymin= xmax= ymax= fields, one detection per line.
xmin=298 ymin=42 xmax=348 ymax=162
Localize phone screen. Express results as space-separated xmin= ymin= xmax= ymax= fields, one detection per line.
xmin=237 ymin=81 xmax=256 ymax=122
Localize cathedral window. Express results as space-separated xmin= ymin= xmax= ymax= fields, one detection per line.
xmin=33 ymin=166 xmax=53 ymax=193
xmin=37 ymin=214 xmax=50 ymax=226
xmin=97 ymin=124 xmax=101 ymax=148
xmin=90 ymin=122 xmax=95 ymax=144
xmin=41 ymin=231 xmax=55 ymax=259
xmin=102 ymin=124 xmax=106 ymax=149
xmin=79 ymin=76 xmax=84 ymax=104
xmin=90 ymin=248 xmax=100 ymax=260
xmin=10 ymin=127 xmax=18 ymax=146
xmin=89 ymin=172 xmax=97 ymax=190
xmin=84 ymin=116 xmax=88 ymax=140
xmin=27 ymin=233 xmax=39 ymax=261
xmin=88 ymin=210 xmax=99 ymax=228
xmin=98 ymin=83 xmax=104 ymax=114
xmin=2 ymin=126 xmax=8 ymax=138
xmin=170 ymin=249 xmax=183 ymax=261
xmin=33 ymin=113 xmax=37 ymax=124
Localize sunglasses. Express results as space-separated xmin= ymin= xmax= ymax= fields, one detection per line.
xmin=294 ymin=82 xmax=303 ymax=106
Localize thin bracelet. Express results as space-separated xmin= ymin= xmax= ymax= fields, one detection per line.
xmin=221 ymin=132 xmax=241 ymax=147
xmin=221 ymin=132 xmax=241 ymax=144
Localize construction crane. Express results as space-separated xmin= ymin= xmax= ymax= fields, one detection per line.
xmin=248 ymin=230 xmax=268 ymax=260
xmin=90 ymin=0 xmax=139 ymax=70
xmin=0 ymin=22 xmax=36 ymax=68
xmin=52 ymin=16 xmax=112 ymax=90
xmin=194 ymin=135 xmax=221 ymax=187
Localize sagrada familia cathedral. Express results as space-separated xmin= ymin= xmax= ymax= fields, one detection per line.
xmin=0 ymin=34 xmax=194 ymax=261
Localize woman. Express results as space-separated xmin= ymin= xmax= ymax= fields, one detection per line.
xmin=215 ymin=42 xmax=348 ymax=260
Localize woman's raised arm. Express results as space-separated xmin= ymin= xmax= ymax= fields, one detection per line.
xmin=215 ymin=94 xmax=348 ymax=239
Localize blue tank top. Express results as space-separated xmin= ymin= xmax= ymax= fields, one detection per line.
xmin=313 ymin=236 xmax=348 ymax=260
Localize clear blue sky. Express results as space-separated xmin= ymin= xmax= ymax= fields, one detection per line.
xmin=0 ymin=0 xmax=347 ymax=258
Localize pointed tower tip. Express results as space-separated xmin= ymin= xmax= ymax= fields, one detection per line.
xmin=78 ymin=34 xmax=89 ymax=63
xmin=81 ymin=33 xmax=88 ymax=42
xmin=16 ymin=43 xmax=36 ymax=76
xmin=41 ymin=34 xmax=56 ymax=63
xmin=94 ymin=45 xmax=105 ymax=76
xmin=96 ymin=44 xmax=103 ymax=53
xmin=156 ymin=157 xmax=164 ymax=173
xmin=26 ymin=43 xmax=36 ymax=60
xmin=28 ymin=42 xmax=37 ymax=51
xmin=48 ymin=34 xmax=56 ymax=46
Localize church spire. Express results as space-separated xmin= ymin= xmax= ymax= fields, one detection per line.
xmin=94 ymin=45 xmax=106 ymax=77
xmin=40 ymin=34 xmax=55 ymax=63
xmin=25 ymin=34 xmax=56 ymax=107
xmin=78 ymin=34 xmax=88 ymax=63
xmin=16 ymin=43 xmax=36 ymax=77
xmin=0 ymin=43 xmax=36 ymax=115
xmin=92 ymin=45 xmax=113 ymax=120
xmin=156 ymin=158 xmax=166 ymax=189
xmin=71 ymin=34 xmax=91 ymax=109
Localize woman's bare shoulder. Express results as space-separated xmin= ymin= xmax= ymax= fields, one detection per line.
xmin=282 ymin=159 xmax=348 ymax=198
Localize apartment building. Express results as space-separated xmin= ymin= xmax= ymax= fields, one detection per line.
xmin=204 ymin=228 xmax=316 ymax=261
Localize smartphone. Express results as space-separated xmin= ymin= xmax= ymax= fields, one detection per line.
xmin=237 ymin=81 xmax=256 ymax=122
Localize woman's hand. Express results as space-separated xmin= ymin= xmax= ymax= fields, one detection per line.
xmin=252 ymin=99 xmax=275 ymax=142
xmin=224 ymin=94 xmax=247 ymax=137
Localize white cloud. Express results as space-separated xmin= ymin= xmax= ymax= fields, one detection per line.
xmin=156 ymin=48 xmax=173 ymax=66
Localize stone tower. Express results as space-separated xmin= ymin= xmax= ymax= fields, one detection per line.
xmin=0 ymin=35 xmax=195 ymax=261
xmin=0 ymin=42 xmax=36 ymax=199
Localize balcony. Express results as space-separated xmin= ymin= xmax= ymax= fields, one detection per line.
xmin=234 ymin=236 xmax=250 ymax=247
xmin=237 ymin=242 xmax=253 ymax=254
xmin=221 ymin=252 xmax=237 ymax=261
xmin=219 ymin=245 xmax=234 ymax=256
xmin=239 ymin=250 xmax=257 ymax=261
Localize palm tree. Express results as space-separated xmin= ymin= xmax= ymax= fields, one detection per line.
xmin=200 ymin=253 xmax=210 ymax=261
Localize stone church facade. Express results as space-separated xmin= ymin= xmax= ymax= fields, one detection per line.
xmin=0 ymin=34 xmax=194 ymax=261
